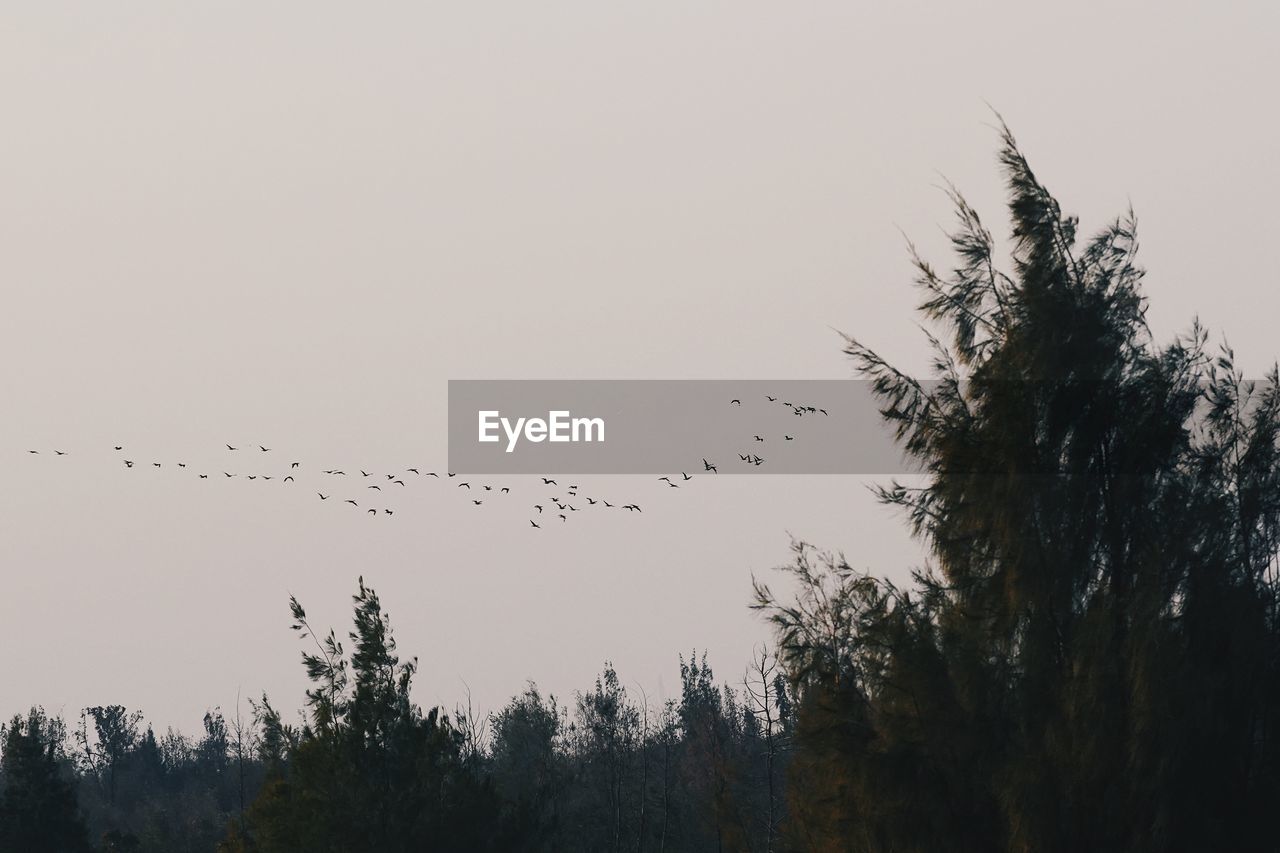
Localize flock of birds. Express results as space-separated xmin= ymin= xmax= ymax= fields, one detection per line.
xmin=20 ymin=394 xmax=832 ymax=530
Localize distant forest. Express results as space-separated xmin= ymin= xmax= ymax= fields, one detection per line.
xmin=5 ymin=126 xmax=1280 ymax=852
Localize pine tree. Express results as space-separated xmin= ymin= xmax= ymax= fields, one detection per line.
xmin=755 ymin=120 xmax=1280 ymax=852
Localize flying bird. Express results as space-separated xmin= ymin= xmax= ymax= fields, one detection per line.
xmin=114 ymin=446 xmax=123 ymax=451
xmin=259 ymin=446 xmax=270 ymax=452
xmin=682 ymin=472 xmax=692 ymax=480
xmin=408 ymin=468 xmax=420 ymax=474
xmin=368 ymin=485 xmax=382 ymax=490
xmin=731 ymin=399 xmax=741 ymax=405
xmin=473 ymin=500 xmax=483 ymax=505
xmin=346 ymin=500 xmax=357 ymax=506
xmin=501 ymin=487 xmax=510 ymax=494
xmin=785 ymin=435 xmax=794 ymax=441
xmin=542 ymin=478 xmax=557 ymax=485
xmin=703 ymin=459 xmax=717 ymax=473
xmin=534 ymin=505 xmax=543 ymax=513
xmin=283 ymin=476 xmax=294 ymax=482
xmin=291 ymin=462 xmax=300 ymax=468
xmin=530 ymin=520 xmax=540 ymax=528
xmin=226 ymin=445 xmax=237 ymax=451
xmin=458 ymin=482 xmax=471 ymax=489
xmin=318 ymin=494 xmax=329 ymax=500
xmin=766 ymin=396 xmax=777 ymax=402
xmin=124 ymin=460 xmax=134 ymax=468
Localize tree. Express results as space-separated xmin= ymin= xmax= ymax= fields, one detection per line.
xmin=235 ymin=577 xmax=505 ymax=852
xmin=0 ymin=708 xmax=91 ymax=853
xmin=755 ymin=120 xmax=1280 ymax=852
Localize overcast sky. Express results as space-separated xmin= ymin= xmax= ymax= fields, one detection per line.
xmin=3 ymin=1 xmax=1278 ymax=732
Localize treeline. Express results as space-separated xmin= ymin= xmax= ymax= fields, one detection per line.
xmin=1 ymin=589 xmax=794 ymax=852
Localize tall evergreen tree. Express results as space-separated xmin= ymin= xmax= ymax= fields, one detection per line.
xmin=755 ymin=121 xmax=1280 ymax=852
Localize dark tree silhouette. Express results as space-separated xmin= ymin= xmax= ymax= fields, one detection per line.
xmin=755 ymin=122 xmax=1280 ymax=852
xmin=0 ymin=708 xmax=91 ymax=853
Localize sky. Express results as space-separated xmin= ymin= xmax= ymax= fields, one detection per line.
xmin=2 ymin=1 xmax=1278 ymax=733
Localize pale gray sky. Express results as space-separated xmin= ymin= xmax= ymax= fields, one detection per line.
xmin=2 ymin=2 xmax=1278 ymax=732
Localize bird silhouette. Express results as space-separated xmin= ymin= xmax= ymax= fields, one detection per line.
xmin=368 ymin=485 xmax=381 ymax=490
xmin=754 ymin=435 xmax=764 ymax=442
xmin=124 ymin=460 xmax=134 ymax=468
xmin=542 ymin=478 xmax=557 ymax=485
xmin=384 ymin=510 xmax=394 ymax=516
xmin=682 ymin=472 xmax=692 ymax=480
xmin=259 ymin=446 xmax=270 ymax=452
xmin=283 ymin=476 xmax=294 ymax=482
xmin=559 ymin=514 xmax=566 ymax=522
xmin=114 ymin=446 xmax=123 ymax=451
xmin=766 ymin=395 xmax=777 ymax=402
xmin=501 ymin=487 xmax=510 ymax=494
xmin=703 ymin=459 xmax=717 ymax=473
xmin=54 ymin=450 xmax=67 ymax=456
xmin=199 ymin=474 xmax=208 ymax=479
xmin=291 ymin=462 xmax=300 ymax=468
xmin=473 ymin=500 xmax=483 ymax=506
xmin=530 ymin=520 xmax=540 ymax=528
xmin=408 ymin=468 xmax=420 ymax=474
xmin=368 ymin=509 xmax=376 ymax=515
xmin=227 ymin=445 xmax=237 ymax=451
xmin=224 ymin=472 xmax=235 ymax=478
xmin=458 ymin=482 xmax=471 ymax=489
xmin=731 ymin=399 xmax=741 ymax=405
xmin=346 ymin=500 xmax=357 ymax=506
xmin=535 ymin=505 xmax=544 ymax=513
xmin=319 ymin=494 xmax=329 ymax=500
